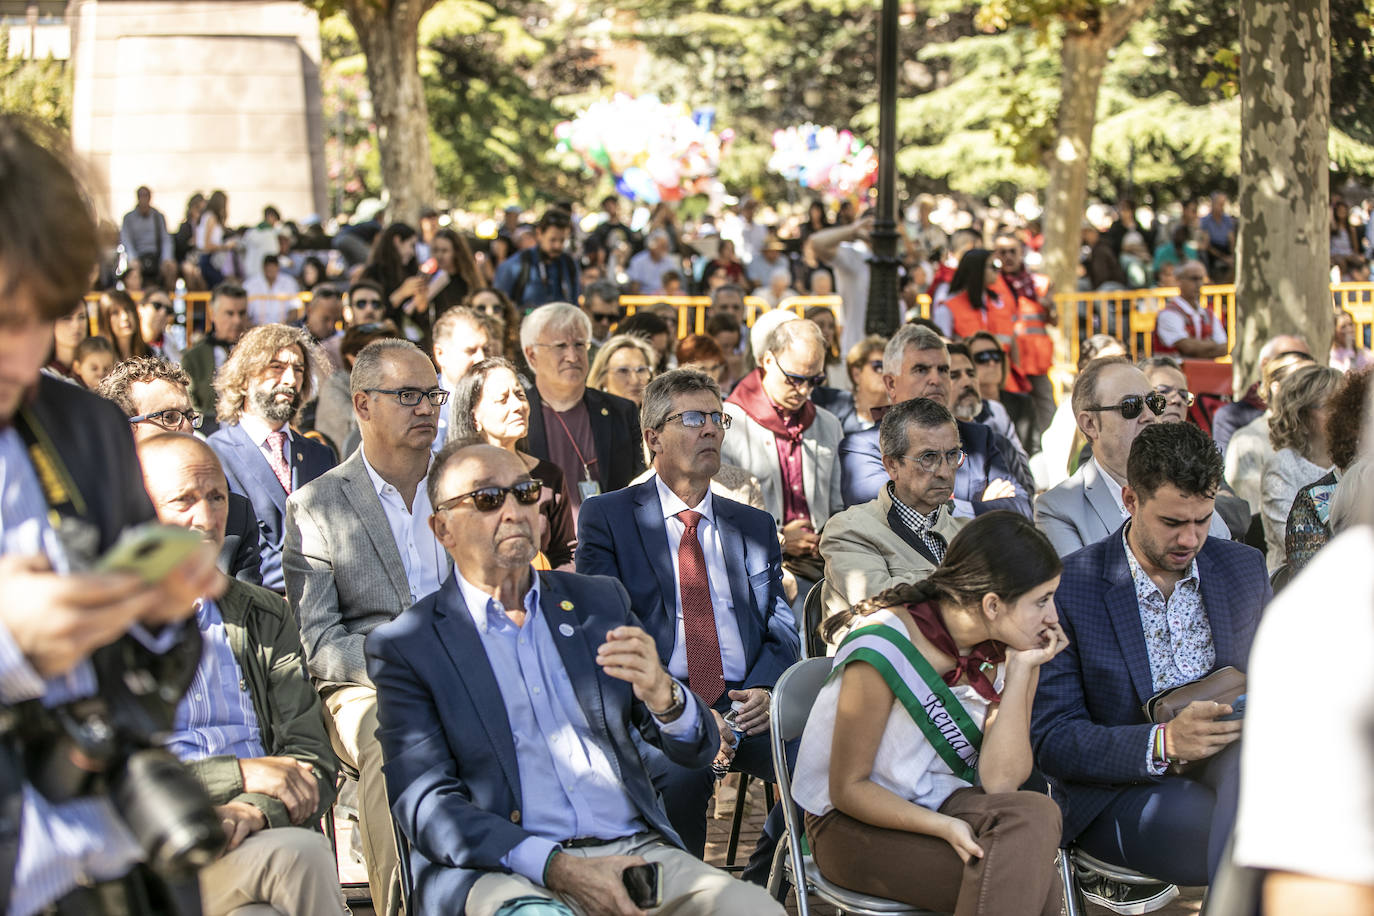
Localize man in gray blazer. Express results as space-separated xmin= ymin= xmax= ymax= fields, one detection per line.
xmin=1036 ymin=356 xmax=1229 ymax=556
xmin=284 ymin=339 xmax=453 ymax=915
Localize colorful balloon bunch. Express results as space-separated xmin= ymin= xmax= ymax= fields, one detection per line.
xmin=555 ymin=94 xmax=735 ymax=204
xmin=768 ymin=124 xmax=878 ymax=198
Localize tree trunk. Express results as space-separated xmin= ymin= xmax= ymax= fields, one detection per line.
xmin=1040 ymin=29 xmax=1109 ymax=309
xmin=349 ymin=0 xmax=437 ymax=227
xmin=1235 ymin=0 xmax=1332 ymax=384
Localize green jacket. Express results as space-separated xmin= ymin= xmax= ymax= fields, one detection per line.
xmin=180 ymin=337 xmax=218 ymax=430
xmin=182 ymin=578 xmax=339 ymax=828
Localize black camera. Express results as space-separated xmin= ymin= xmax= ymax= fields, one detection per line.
xmin=18 ymin=636 xmax=226 ymax=876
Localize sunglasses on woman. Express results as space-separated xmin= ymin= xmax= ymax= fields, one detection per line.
xmin=435 ymin=480 xmax=543 ymax=513
xmin=1082 ymin=392 xmax=1167 ymax=420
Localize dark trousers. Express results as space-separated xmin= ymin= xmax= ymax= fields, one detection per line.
xmin=642 ymin=702 xmax=796 ymax=887
xmin=1076 ymin=741 xmax=1241 ymax=886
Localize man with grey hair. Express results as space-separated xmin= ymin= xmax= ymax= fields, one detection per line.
xmin=578 ymin=369 xmax=798 ymax=882
xmin=520 ymin=302 xmax=644 ymax=516
xmin=582 ymin=279 xmax=623 ymax=346
xmin=839 ymin=322 xmax=1031 ymax=516
xmin=284 ymin=337 xmax=452 ymax=914
xmin=1211 ymin=332 xmax=1310 ymax=457
xmin=627 ymin=229 xmax=676 ymax=294
xmin=722 ymin=319 xmax=844 ymax=596
xmin=821 ymin=397 xmax=970 ymax=623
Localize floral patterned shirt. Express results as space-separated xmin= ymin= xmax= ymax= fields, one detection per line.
xmin=1123 ymin=528 xmax=1216 ymax=693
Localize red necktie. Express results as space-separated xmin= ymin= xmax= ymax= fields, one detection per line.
xmin=676 ymin=510 xmax=725 ymax=706
xmin=265 ymin=429 xmax=292 ymax=494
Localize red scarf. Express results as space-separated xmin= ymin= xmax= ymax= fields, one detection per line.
xmin=727 ymin=369 xmax=816 ymax=524
xmin=908 ymin=600 xmax=1003 ymax=703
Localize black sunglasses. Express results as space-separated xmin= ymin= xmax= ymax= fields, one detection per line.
xmin=590 ymin=313 xmax=618 ymax=323
xmin=972 ymin=349 xmax=1004 ymax=365
xmin=1083 ymin=392 xmax=1167 ymax=420
xmin=143 ymin=300 xmax=174 ymax=314
xmin=435 ymin=479 xmax=543 ymax=513
xmin=775 ymin=364 xmax=827 ymax=389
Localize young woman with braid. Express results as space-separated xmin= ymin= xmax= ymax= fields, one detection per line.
xmin=791 ymin=511 xmax=1068 ymax=916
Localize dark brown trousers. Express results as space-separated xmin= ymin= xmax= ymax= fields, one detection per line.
xmin=805 ymin=787 xmax=1063 ymax=916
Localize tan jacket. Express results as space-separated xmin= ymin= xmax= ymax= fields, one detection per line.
xmin=819 ymin=485 xmax=969 ymax=624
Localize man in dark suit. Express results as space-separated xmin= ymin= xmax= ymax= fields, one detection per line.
xmin=839 ymin=323 xmax=1031 ymax=516
xmin=519 ymin=302 xmax=643 ymax=519
xmin=577 ymin=369 xmax=799 ymax=881
xmin=1031 ymin=422 xmax=1271 ymax=909
xmin=366 ymin=441 xmax=782 ymax=915
xmin=180 ymin=281 xmax=250 ymax=433
xmin=208 ymin=324 xmax=335 ymax=593
xmin=98 ymin=355 xmax=263 ymax=584
xmin=0 ymin=116 xmax=220 ymax=914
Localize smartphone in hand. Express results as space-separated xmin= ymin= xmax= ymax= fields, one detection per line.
xmin=622 ymin=862 xmax=662 ymax=909
xmin=1217 ymin=694 xmax=1246 ymax=722
xmin=96 ymin=523 xmax=204 ymax=585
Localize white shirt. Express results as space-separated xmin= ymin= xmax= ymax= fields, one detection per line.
xmin=1235 ymin=527 xmax=1374 ymax=884
xmin=1092 ymin=457 xmax=1130 ymax=519
xmin=361 ymin=448 xmax=448 ymax=604
xmin=238 ymin=413 xmax=294 ymax=482
xmin=832 ymin=242 xmax=871 ymax=357
xmin=654 ymin=475 xmax=747 ymax=683
xmin=1156 ymin=296 xmax=1227 ymax=349
xmin=243 ymin=272 xmax=301 ymax=326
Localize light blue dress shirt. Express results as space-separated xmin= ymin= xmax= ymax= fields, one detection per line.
xmin=166 ymin=599 xmax=266 ymax=762
xmin=453 ymin=570 xmax=697 ymax=885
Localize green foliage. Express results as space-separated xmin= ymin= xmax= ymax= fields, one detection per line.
xmin=0 ymin=28 xmax=70 ymax=132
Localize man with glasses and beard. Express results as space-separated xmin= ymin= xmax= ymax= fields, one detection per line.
xmin=208 ymin=325 xmax=335 ymax=592
xmin=947 ymin=340 xmax=1027 ymax=461
xmin=98 ymin=356 xmax=264 ymax=585
xmin=1035 ymin=356 xmax=1230 ymax=557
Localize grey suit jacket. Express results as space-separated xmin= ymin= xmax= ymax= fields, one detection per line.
xmin=284 ymin=448 xmax=451 ymax=688
xmin=1035 ymin=458 xmax=1230 ymax=557
xmin=720 ymin=402 xmax=845 ymax=531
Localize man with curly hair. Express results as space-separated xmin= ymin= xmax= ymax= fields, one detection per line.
xmin=208 ymin=324 xmax=335 ymax=592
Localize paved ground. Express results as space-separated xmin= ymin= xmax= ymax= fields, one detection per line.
xmin=340 ymin=778 xmax=1205 ymax=915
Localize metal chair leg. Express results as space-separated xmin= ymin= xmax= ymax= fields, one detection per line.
xmin=1060 ymin=849 xmax=1086 ymax=916
xmin=725 ymin=774 xmax=752 ymax=867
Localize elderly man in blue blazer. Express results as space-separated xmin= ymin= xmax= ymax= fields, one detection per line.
xmin=207 ymin=324 xmax=335 ymax=592
xmin=367 ymin=440 xmax=783 ymax=916
xmin=839 ymin=323 xmax=1032 ymax=517
xmin=577 ymin=369 xmax=799 ymax=885
xmin=1031 ymin=422 xmax=1270 ymax=911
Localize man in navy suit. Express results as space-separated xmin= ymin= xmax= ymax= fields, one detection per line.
xmin=839 ymin=323 xmax=1031 ymax=516
xmin=208 ymin=324 xmax=335 ymax=592
xmin=577 ymin=369 xmax=799 ymax=882
xmin=1031 ymin=422 xmax=1270 ymax=909
xmin=366 ymin=441 xmax=783 ymax=915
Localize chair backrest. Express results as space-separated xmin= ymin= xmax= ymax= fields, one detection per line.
xmin=770 ymin=657 xmax=834 ymax=916
xmin=801 ymin=579 xmax=826 ymax=660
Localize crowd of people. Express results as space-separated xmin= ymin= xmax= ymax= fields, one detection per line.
xmin=4 ymin=108 xmax=1374 ymax=916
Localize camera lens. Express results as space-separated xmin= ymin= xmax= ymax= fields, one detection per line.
xmin=112 ymin=749 xmax=226 ymax=873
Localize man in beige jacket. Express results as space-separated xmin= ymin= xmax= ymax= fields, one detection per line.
xmin=820 ymin=397 xmax=970 ymax=634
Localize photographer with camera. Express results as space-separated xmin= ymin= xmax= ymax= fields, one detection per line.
xmin=0 ymin=116 xmax=224 ymax=915
xmin=137 ymin=433 xmax=344 ymax=915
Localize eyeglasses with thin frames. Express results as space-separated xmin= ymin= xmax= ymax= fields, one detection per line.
xmin=434 ymin=480 xmax=543 ymax=513
xmin=658 ymin=410 xmax=731 ymax=430
xmin=365 ymin=387 xmax=449 ymax=407
xmin=896 ymin=448 xmax=966 ymax=474
xmin=129 ymin=408 xmax=203 ymax=431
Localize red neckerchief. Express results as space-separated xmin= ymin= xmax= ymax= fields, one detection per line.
xmin=908 ymin=600 xmax=1003 ymax=703
xmin=725 ymin=368 xmax=816 ymax=440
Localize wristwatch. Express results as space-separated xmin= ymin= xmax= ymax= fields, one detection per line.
xmin=647 ymin=678 xmax=685 ymax=720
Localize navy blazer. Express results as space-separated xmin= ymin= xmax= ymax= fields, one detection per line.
xmin=838 ymin=418 xmax=1032 ymax=517
xmin=576 ymin=479 xmax=799 ymax=693
xmin=1030 ymin=526 xmax=1270 ymax=843
xmin=208 ymin=423 xmax=335 ymax=592
xmin=366 ymin=571 xmax=718 ymax=914
xmin=523 ymin=384 xmax=645 ymax=494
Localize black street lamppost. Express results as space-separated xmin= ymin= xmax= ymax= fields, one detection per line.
xmin=865 ymin=0 xmax=902 ymax=337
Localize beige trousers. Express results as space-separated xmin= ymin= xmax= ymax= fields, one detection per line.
xmin=465 ymin=833 xmax=784 ymax=916
xmin=324 ymin=684 xmax=402 ymax=916
xmin=198 ymin=826 xmax=347 ymax=916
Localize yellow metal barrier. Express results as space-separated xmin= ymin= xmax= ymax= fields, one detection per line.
xmin=1054 ymin=283 xmax=1374 ymax=365
xmin=620 ymin=295 xmax=846 ymax=338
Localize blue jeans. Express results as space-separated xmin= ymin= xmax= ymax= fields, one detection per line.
xmin=1076 ymin=741 xmax=1241 ymax=886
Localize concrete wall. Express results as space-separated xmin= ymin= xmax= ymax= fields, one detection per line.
xmin=69 ymin=0 xmax=326 ymax=225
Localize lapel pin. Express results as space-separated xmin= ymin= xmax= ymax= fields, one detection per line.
xmin=600 ymin=407 xmax=609 ymax=416
xmin=559 ymin=600 xmax=574 ymax=611
xmin=296 ymin=452 xmax=304 ymax=462
xmin=558 ymin=623 xmax=575 ymax=637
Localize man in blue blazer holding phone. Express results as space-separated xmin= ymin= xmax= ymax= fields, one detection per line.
xmin=367 ymin=440 xmax=783 ymax=915
xmin=1031 ymin=423 xmax=1270 ymax=911
xmin=577 ymin=369 xmax=800 ymax=884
